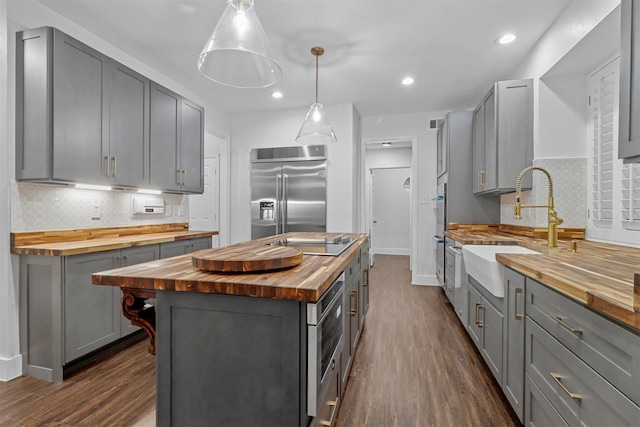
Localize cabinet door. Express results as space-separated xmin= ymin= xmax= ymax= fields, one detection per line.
xmin=109 ymin=61 xmax=150 ymax=188
xmin=180 ymin=98 xmax=204 ymax=193
xmin=472 ymin=104 xmax=485 ymax=193
xmin=159 ymin=240 xmax=190 ymax=259
xmin=482 ymin=89 xmax=497 ymax=191
xmin=481 ymin=296 xmax=503 ymax=384
xmin=466 ymin=282 xmax=483 ymax=347
xmin=619 ymin=0 xmax=640 ymax=163
xmin=340 ymin=279 xmax=352 ymax=395
xmin=349 ymin=280 xmax=360 ymax=357
xmin=190 ymin=237 xmax=212 ymax=252
xmin=64 ymin=251 xmax=120 ymax=362
xmin=150 ymin=82 xmax=181 ymax=192
xmin=118 ymin=245 xmax=158 ymax=336
xmin=503 ymin=268 xmax=525 ymax=422
xmin=52 ymin=29 xmax=109 ymax=185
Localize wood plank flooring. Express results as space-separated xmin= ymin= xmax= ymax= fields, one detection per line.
xmin=336 ymin=255 xmax=519 ymax=426
xmin=0 ymin=255 xmax=519 ymax=426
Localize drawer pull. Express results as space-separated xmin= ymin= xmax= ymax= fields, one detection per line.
xmin=319 ymin=398 xmax=339 ymax=427
xmin=552 ymin=315 xmax=583 ymax=336
xmin=514 ymin=288 xmax=523 ymax=320
xmin=363 ymin=269 xmax=369 ymax=287
xmin=550 ymin=372 xmax=582 ymax=401
xmin=350 ymin=290 xmax=358 ymax=317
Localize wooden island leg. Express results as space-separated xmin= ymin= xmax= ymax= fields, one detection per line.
xmin=121 ymin=289 xmax=157 ymax=355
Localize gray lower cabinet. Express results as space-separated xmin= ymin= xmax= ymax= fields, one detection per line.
xmin=150 ymin=83 xmax=204 ymax=194
xmin=360 ymin=241 xmax=370 ymax=326
xmin=502 ymin=268 xmax=525 ymax=422
xmin=156 ymin=291 xmax=307 ymax=427
xmin=472 ymin=79 xmax=533 ymax=194
xmin=20 ymin=244 xmax=158 ymax=381
xmin=619 ymin=0 xmax=640 ymax=163
xmin=159 ymin=237 xmax=211 ymax=259
xmin=524 ymin=373 xmax=568 ymax=427
xmin=466 ymin=277 xmax=503 ymax=385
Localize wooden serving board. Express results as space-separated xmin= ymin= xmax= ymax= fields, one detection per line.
xmin=191 ymin=245 xmax=303 ymax=272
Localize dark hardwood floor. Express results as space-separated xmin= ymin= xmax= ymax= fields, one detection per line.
xmin=0 ymin=255 xmax=519 ymax=426
xmin=336 ymin=255 xmax=520 ymax=427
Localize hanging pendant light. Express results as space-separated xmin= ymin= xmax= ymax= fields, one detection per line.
xmin=197 ymin=0 xmax=281 ymax=88
xmin=296 ymin=47 xmax=337 ymax=145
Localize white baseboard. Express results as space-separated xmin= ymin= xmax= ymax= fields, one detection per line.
xmin=373 ymin=248 xmax=410 ymax=256
xmin=412 ymin=274 xmax=440 ymax=286
xmin=0 ymin=354 xmax=22 ymax=381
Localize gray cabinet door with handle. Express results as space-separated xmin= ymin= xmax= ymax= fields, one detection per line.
xmin=503 ymin=267 xmax=525 ymax=422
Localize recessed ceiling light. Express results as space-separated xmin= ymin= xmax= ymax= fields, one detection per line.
xmin=382 ymin=142 xmax=392 ymax=147
xmin=497 ymin=34 xmax=516 ymax=44
xmin=272 ymin=91 xmax=283 ymax=99
xmin=402 ymin=77 xmax=414 ymax=86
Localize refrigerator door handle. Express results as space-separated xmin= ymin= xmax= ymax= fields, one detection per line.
xmin=283 ymin=174 xmax=288 ymax=233
xmin=276 ymin=174 xmax=282 ymax=234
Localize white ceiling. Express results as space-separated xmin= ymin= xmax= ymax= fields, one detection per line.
xmin=35 ymin=0 xmax=572 ymax=116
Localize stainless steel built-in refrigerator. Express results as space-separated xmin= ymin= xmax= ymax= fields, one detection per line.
xmin=250 ymin=145 xmax=327 ymax=239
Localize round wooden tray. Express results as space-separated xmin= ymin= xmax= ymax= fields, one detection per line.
xmin=191 ymin=245 xmax=303 ymax=272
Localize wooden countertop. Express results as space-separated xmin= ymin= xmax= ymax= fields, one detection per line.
xmin=92 ymin=232 xmax=369 ymax=303
xmin=446 ymin=229 xmax=640 ymax=331
xmin=11 ymin=223 xmax=218 ymax=256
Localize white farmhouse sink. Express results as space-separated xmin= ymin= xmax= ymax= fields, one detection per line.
xmin=462 ymin=245 xmax=539 ymax=298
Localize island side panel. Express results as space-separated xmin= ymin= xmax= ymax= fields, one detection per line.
xmin=156 ymin=291 xmax=308 ymax=427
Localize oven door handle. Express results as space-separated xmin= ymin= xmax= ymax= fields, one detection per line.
xmin=433 ymin=235 xmax=444 ymax=243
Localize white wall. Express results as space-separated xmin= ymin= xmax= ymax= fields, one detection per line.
xmin=0 ymin=0 xmax=21 ymax=382
xmin=229 ymin=103 xmax=357 ymax=244
xmin=361 ymin=111 xmax=448 ymax=285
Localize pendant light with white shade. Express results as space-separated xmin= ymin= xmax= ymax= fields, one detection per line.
xmin=296 ymin=47 xmax=337 ymax=145
xmin=197 ymin=0 xmax=281 ymax=88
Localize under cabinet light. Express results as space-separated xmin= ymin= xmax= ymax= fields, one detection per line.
xmin=75 ymin=184 xmax=112 ymax=191
xmin=137 ymin=189 xmax=162 ymax=195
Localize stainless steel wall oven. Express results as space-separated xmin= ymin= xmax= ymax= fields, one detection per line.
xmin=306 ymin=273 xmax=344 ymax=417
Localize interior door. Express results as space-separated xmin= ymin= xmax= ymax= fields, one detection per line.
xmin=371 ymin=168 xmax=411 ymax=255
xmin=189 ymin=155 xmax=220 ymax=234
xmin=281 ymin=160 xmax=326 ymax=233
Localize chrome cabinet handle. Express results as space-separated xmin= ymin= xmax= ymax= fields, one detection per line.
xmin=111 ymin=156 xmax=117 ymax=177
xmin=182 ymin=170 xmax=186 ymax=185
xmin=176 ymin=170 xmax=181 ymax=186
xmin=552 ymin=315 xmax=583 ymax=336
xmin=550 ymin=373 xmax=582 ymax=401
xmin=319 ymin=397 xmax=339 ymax=427
xmin=104 ymin=156 xmax=109 ymax=177
xmin=514 ymin=288 xmax=523 ymax=320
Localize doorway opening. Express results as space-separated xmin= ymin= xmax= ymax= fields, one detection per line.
xmin=363 ymin=139 xmax=414 ymax=268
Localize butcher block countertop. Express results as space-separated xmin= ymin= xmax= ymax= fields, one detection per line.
xmin=93 ymin=232 xmax=369 ymax=303
xmin=445 ymin=227 xmax=640 ymax=331
xmin=11 ymin=223 xmax=218 ymax=256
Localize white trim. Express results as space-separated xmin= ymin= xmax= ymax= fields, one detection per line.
xmin=374 ymin=248 xmax=410 ymax=256
xmin=411 ymin=274 xmax=439 ymax=286
xmin=0 ymin=354 xmax=22 ymax=382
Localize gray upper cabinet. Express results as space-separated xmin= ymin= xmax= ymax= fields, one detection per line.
xmin=150 ymin=83 xmax=204 ymax=194
xmin=16 ymin=27 xmax=108 ymax=185
xmin=108 ymin=61 xmax=150 ymax=188
xmin=472 ymin=79 xmax=533 ymax=194
xmin=16 ymin=26 xmax=203 ymax=193
xmin=619 ymin=0 xmax=640 ymax=163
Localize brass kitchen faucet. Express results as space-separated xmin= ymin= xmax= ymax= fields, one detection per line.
xmin=513 ymin=166 xmax=563 ymax=248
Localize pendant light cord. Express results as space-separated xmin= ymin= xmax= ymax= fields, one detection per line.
xmin=315 ymin=53 xmax=319 ymax=103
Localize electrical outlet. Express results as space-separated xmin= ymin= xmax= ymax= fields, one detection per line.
xmin=91 ymin=204 xmax=101 ymax=220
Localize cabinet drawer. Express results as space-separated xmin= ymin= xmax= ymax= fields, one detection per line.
xmin=526 ymin=278 xmax=640 ymax=405
xmin=344 ymin=252 xmax=361 ymax=282
xmin=313 ymin=358 xmax=340 ymax=427
xmin=526 ymin=317 xmax=640 ymax=426
xmin=524 ymin=373 xmax=568 ymax=427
